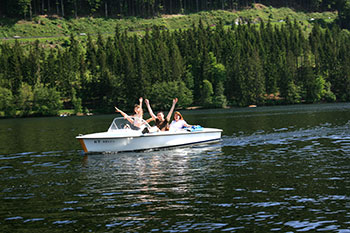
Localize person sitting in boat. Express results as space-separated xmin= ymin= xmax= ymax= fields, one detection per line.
xmin=115 ymin=97 xmax=144 ymax=128
xmin=145 ymin=98 xmax=178 ymax=131
xmin=169 ymin=111 xmax=192 ymax=132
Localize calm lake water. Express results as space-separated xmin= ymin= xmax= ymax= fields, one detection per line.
xmin=1 ymin=103 xmax=350 ymax=232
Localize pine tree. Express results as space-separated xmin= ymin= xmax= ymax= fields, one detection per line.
xmin=279 ymin=51 xmax=301 ymax=104
xmin=0 ymin=87 xmax=15 ymax=117
xmin=17 ymin=83 xmax=33 ymax=116
xmin=213 ymin=81 xmax=227 ymax=108
xmin=168 ymin=36 xmax=184 ymax=81
xmin=42 ymin=49 xmax=58 ymax=87
xmin=201 ymin=79 xmax=214 ymax=107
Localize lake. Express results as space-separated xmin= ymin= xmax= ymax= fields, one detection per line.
xmin=1 ymin=103 xmax=350 ymax=232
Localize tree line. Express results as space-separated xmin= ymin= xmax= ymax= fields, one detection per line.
xmin=0 ymin=0 xmax=348 ymax=19
xmin=1 ymin=18 xmax=350 ymax=117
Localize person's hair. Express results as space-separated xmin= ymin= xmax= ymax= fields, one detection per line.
xmin=174 ymin=111 xmax=183 ymax=120
xmin=157 ymin=111 xmax=164 ymax=116
xmin=134 ymin=104 xmax=143 ymax=115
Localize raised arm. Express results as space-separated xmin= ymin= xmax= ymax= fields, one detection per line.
xmin=115 ymin=106 xmax=134 ymax=124
xmin=115 ymin=106 xmax=128 ymax=118
xmin=145 ymin=99 xmax=156 ymax=120
xmin=166 ymin=98 xmax=178 ymax=122
xmin=135 ymin=97 xmax=143 ymax=119
xmin=139 ymin=97 xmax=143 ymax=110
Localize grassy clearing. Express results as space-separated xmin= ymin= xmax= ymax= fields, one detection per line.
xmin=0 ymin=5 xmax=337 ymax=41
xmin=58 ymin=109 xmax=76 ymax=116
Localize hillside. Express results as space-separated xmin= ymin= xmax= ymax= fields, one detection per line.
xmin=1 ymin=5 xmax=348 ymax=118
xmin=0 ymin=5 xmax=337 ymax=41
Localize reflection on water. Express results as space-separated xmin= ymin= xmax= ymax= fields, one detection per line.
xmin=83 ymin=146 xmax=219 ymax=196
xmin=1 ymin=103 xmax=350 ymax=232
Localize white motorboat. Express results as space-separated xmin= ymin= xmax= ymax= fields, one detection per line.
xmin=76 ymin=117 xmax=222 ymax=153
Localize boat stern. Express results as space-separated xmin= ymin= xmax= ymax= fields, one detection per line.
xmin=77 ymin=137 xmax=88 ymax=153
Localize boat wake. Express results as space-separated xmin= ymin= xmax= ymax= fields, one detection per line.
xmin=222 ymin=121 xmax=350 ymax=149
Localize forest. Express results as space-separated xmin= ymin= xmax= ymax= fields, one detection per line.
xmin=1 ymin=1 xmax=350 ymax=117
xmin=1 ymin=15 xmax=350 ymax=117
xmin=1 ymin=0 xmax=349 ymax=19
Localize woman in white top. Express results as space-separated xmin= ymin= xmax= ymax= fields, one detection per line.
xmin=169 ymin=111 xmax=191 ymax=131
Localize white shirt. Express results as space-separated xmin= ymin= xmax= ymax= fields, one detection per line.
xmin=169 ymin=119 xmax=187 ymax=132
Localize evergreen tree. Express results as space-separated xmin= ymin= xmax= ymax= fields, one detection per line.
xmin=168 ymin=37 xmax=185 ymax=81
xmin=2 ymin=11 xmax=350 ymax=116
xmin=17 ymin=83 xmax=33 ymax=116
xmin=279 ymin=52 xmax=301 ymax=104
xmin=201 ymin=79 xmax=214 ymax=107
xmin=213 ymin=81 xmax=227 ymax=108
xmin=32 ymin=82 xmax=63 ymax=116
xmin=298 ymin=62 xmax=321 ymax=103
xmin=42 ymin=49 xmax=58 ymax=87
xmin=86 ymin=34 xmax=98 ymax=75
xmin=208 ymin=52 xmax=226 ymax=90
xmin=0 ymin=87 xmax=15 ymax=117
xmin=337 ymin=0 xmax=350 ymax=30
xmin=7 ymin=40 xmax=24 ymax=95
xmin=150 ymin=80 xmax=193 ymax=109
xmin=71 ymin=88 xmax=83 ymax=114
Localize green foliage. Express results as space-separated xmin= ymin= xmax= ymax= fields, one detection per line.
xmin=0 ymin=0 xmax=341 ymax=22
xmin=208 ymin=52 xmax=226 ymax=88
xmin=337 ymin=0 xmax=350 ymax=30
xmin=201 ymin=80 xmax=214 ymax=107
xmin=149 ymin=80 xmax=193 ymax=110
xmin=1 ymin=8 xmax=350 ymax=118
xmin=17 ymin=83 xmax=33 ymax=116
xmin=0 ymin=87 xmax=15 ymax=116
xmin=32 ymin=83 xmax=63 ymax=116
xmin=0 ymin=7 xmax=337 ymax=39
xmin=321 ymin=79 xmax=336 ymax=102
xmin=213 ymin=82 xmax=227 ymax=108
xmin=72 ymin=88 xmax=83 ymax=114
xmin=284 ymin=81 xmax=302 ymax=104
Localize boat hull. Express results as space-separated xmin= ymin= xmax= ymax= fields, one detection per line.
xmin=76 ymin=128 xmax=222 ymax=153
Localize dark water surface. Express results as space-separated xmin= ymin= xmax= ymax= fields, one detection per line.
xmin=1 ymin=103 xmax=350 ymax=232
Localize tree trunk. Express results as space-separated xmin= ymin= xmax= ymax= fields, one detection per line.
xmin=74 ymin=0 xmax=77 ymax=18
xmin=129 ymin=0 xmax=134 ymax=16
xmin=30 ymin=2 xmax=33 ymax=20
xmin=60 ymin=0 xmax=64 ymax=17
xmin=33 ymin=0 xmax=37 ymax=15
xmin=105 ymin=1 xmax=108 ymax=17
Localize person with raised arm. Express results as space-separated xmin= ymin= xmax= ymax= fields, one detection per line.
xmin=145 ymin=98 xmax=178 ymax=131
xmin=114 ymin=97 xmax=144 ymax=128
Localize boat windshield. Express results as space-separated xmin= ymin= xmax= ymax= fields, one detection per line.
xmin=108 ymin=117 xmax=150 ymax=132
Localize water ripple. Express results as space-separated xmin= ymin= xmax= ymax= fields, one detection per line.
xmin=224 ymin=123 xmax=350 ymax=149
xmin=1 ymin=107 xmax=350 ymax=232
